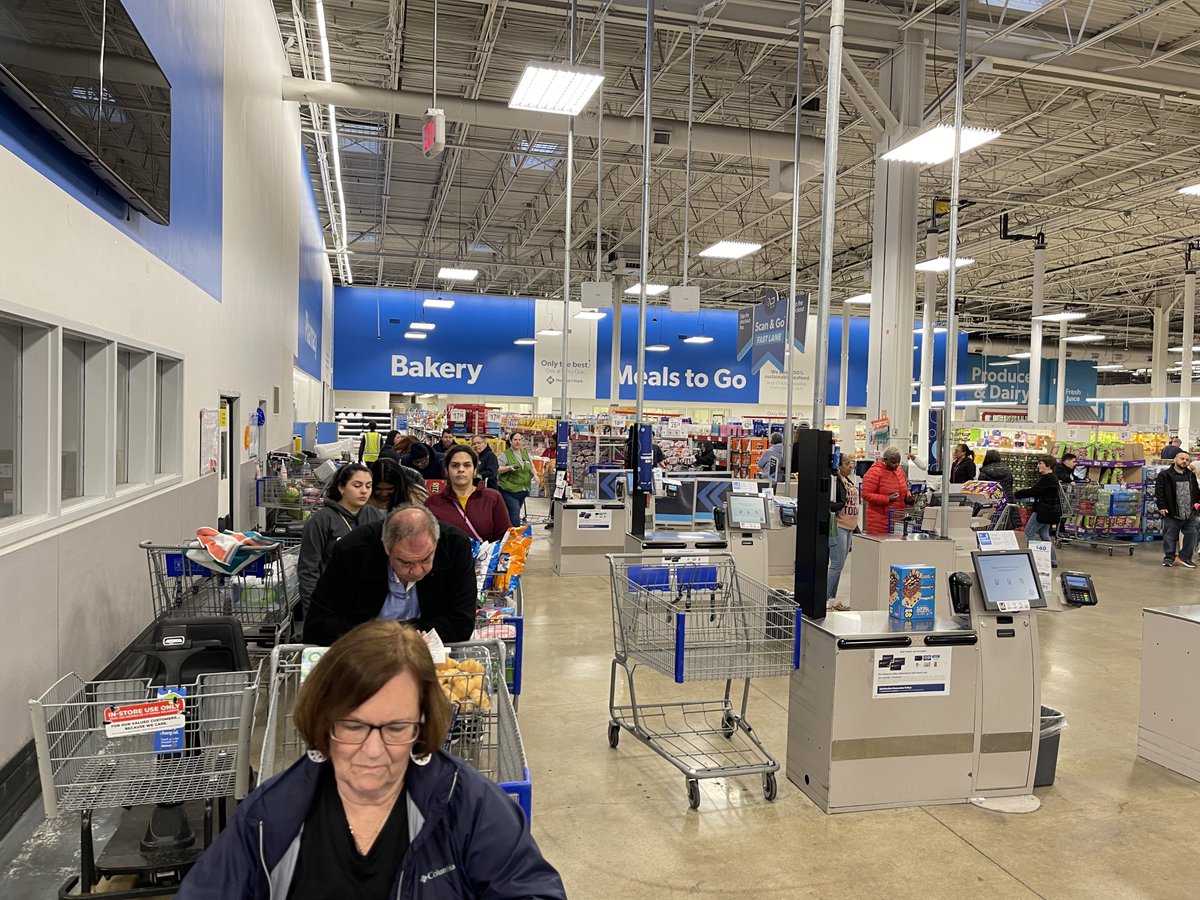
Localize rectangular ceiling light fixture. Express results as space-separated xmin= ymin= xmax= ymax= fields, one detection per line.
xmin=1031 ymin=310 xmax=1086 ymax=322
xmin=990 ymin=359 xmax=1021 ymax=366
xmin=915 ymin=256 xmax=975 ymax=273
xmin=536 ymin=328 xmax=563 ymax=337
xmin=1178 ymin=184 xmax=1200 ymax=196
xmin=1062 ymin=333 xmax=1105 ymax=343
xmin=424 ymin=297 xmax=455 ymax=309
xmin=1094 ymin=364 xmax=1125 ymax=371
xmin=408 ymin=322 xmax=436 ymax=331
xmin=1168 ymin=345 xmax=1200 ymax=352
xmin=438 ymin=267 xmax=478 ymax=281
xmin=404 ymin=331 xmax=428 ymax=340
xmin=882 ymin=124 xmax=1002 ymax=165
xmin=699 ymin=240 xmax=763 ymax=260
xmin=574 ymin=309 xmax=606 ymax=320
xmin=624 ymin=283 xmax=669 ymax=297
xmin=1007 ymin=351 xmax=1032 ymax=359
xmin=509 ymin=62 xmax=605 ymax=116
xmin=844 ymin=293 xmax=871 ymax=304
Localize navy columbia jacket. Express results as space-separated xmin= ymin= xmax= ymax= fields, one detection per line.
xmin=176 ymin=752 xmax=566 ymax=899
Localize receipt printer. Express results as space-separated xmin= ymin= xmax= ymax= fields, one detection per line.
xmin=1059 ymin=570 xmax=1098 ymax=606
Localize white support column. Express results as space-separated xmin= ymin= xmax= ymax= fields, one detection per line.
xmin=1055 ymin=325 xmax=1068 ymax=424
xmin=866 ymin=38 xmax=925 ymax=454
xmin=917 ymin=229 xmax=937 ymax=463
xmin=1152 ymin=288 xmax=1172 ymax=429
xmin=1028 ymin=236 xmax=1046 ymax=422
xmin=1183 ymin=264 xmax=1196 ymax=443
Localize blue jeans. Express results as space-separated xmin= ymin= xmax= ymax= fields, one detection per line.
xmin=827 ymin=527 xmax=852 ymax=600
xmin=1025 ymin=512 xmax=1057 ymax=566
xmin=500 ymin=489 xmax=528 ymax=527
xmin=1162 ymin=515 xmax=1199 ymax=563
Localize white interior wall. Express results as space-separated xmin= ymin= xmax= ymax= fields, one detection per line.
xmin=0 ymin=0 xmax=327 ymax=767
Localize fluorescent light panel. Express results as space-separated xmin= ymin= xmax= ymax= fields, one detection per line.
xmin=1031 ymin=310 xmax=1086 ymax=322
xmin=314 ymin=0 xmax=352 ymax=284
xmin=438 ymin=267 xmax=478 ymax=281
xmin=624 ymin=283 xmax=669 ymax=297
xmin=698 ymin=240 xmax=762 ymax=260
xmin=424 ymin=297 xmax=455 ymax=309
xmin=845 ymin=293 xmax=871 ymax=305
xmin=990 ymin=359 xmax=1021 ymax=366
xmin=1062 ymin=333 xmax=1105 ymax=343
xmin=509 ymin=62 xmax=604 ymax=115
xmin=537 ymin=328 xmax=563 ymax=336
xmin=1007 ymin=352 xmax=1032 ymax=359
xmin=513 ymin=337 xmax=538 ymax=346
xmin=574 ymin=310 xmax=606 ymax=320
xmin=683 ymin=335 xmax=714 ymax=344
xmin=646 ymin=343 xmax=670 ymax=352
xmin=882 ymin=124 xmax=1001 ymax=165
xmin=408 ymin=322 xmax=436 ymax=331
xmin=915 ymin=256 xmax=975 ymax=273
xmin=1178 ymin=184 xmax=1200 ymax=196
xmin=404 ymin=331 xmax=427 ymax=340
xmin=1168 ymin=345 xmax=1200 ymax=352
xmin=1094 ymin=364 xmax=1125 ymax=371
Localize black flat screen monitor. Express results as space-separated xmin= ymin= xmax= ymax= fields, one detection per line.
xmin=970 ymin=550 xmax=1047 ymax=611
xmin=0 ymin=0 xmax=172 ymax=224
xmin=726 ymin=494 xmax=767 ymax=529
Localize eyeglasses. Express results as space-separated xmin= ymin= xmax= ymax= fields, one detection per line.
xmin=330 ymin=719 xmax=422 ymax=746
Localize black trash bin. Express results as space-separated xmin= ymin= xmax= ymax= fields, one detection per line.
xmin=1035 ymin=705 xmax=1065 ymax=787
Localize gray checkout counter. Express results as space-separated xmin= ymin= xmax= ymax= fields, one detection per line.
xmin=550 ymin=499 xmax=627 ymax=576
xmin=767 ymin=497 xmax=798 ymax=577
xmin=850 ymin=533 xmax=959 ymax=620
xmin=624 ymin=530 xmax=727 ymax=553
xmin=1139 ymin=605 xmax=1200 ymax=782
xmin=788 ymin=547 xmax=1047 ymax=813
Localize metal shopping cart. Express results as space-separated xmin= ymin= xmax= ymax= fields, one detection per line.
xmin=142 ymin=540 xmax=297 ymax=653
xmin=606 ymin=552 xmax=800 ymax=809
xmin=260 ymin=640 xmax=532 ymax=817
xmin=1060 ymin=482 xmax=1137 ymax=556
xmin=256 ymin=455 xmax=329 ymax=540
xmin=29 ymin=668 xmax=259 ymax=898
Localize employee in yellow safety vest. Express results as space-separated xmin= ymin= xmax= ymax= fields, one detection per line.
xmin=359 ymin=422 xmax=383 ymax=463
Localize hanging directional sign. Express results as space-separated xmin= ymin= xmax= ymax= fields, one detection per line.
xmin=736 ymin=288 xmax=809 ymax=373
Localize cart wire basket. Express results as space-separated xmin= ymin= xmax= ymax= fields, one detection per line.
xmin=606 ymin=551 xmax=800 ymax=809
xmin=260 ymin=640 xmax=532 ymax=818
xmin=142 ymin=540 xmax=297 ymax=652
xmin=29 ymin=668 xmax=259 ymax=896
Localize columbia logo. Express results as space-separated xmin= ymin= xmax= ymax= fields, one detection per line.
xmin=420 ymin=863 xmax=456 ymax=883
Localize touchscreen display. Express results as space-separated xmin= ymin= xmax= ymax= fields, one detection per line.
xmin=973 ymin=551 xmax=1045 ymax=609
xmin=726 ymin=495 xmax=766 ymax=527
xmin=1064 ymin=574 xmax=1089 ymax=589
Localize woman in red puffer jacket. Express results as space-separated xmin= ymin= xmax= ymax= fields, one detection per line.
xmin=861 ymin=447 xmax=911 ymax=534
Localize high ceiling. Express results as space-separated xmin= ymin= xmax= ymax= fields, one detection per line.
xmin=273 ymin=0 xmax=1200 ymax=360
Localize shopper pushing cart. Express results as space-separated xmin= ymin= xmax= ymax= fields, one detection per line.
xmin=606 ymin=551 xmax=800 ymax=809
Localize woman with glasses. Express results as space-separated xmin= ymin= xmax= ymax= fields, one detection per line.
xmin=178 ymin=621 xmax=565 ymax=899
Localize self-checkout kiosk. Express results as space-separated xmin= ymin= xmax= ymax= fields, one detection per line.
xmin=550 ymin=499 xmax=628 ymax=576
xmin=787 ymin=547 xmax=1051 ymax=813
xmin=713 ymin=493 xmax=771 ymax=583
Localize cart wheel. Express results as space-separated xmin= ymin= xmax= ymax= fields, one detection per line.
xmin=607 ymin=723 xmax=620 ymax=749
xmin=763 ymin=772 xmax=778 ymax=802
xmin=720 ymin=711 xmax=737 ymax=738
xmin=687 ymin=779 xmax=701 ymax=810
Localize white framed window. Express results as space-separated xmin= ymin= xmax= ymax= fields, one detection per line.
xmin=0 ymin=320 xmax=21 ymax=519
xmin=116 ymin=347 xmax=153 ymax=487
xmin=155 ymin=355 xmax=182 ymax=477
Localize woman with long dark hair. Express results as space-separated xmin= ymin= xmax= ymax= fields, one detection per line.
xmin=425 ymin=444 xmax=511 ymax=542
xmin=297 ymin=463 xmax=384 ymax=615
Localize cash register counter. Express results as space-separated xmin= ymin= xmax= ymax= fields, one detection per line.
xmin=787 ymin=611 xmax=980 ymax=813
xmin=550 ymin=500 xmax=627 ymax=576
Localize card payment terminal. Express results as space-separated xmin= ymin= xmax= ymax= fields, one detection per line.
xmin=1059 ymin=571 xmax=1098 ymax=606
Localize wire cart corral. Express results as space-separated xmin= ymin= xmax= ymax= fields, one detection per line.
xmin=260 ymin=640 xmax=532 ymax=818
xmin=142 ymin=540 xmax=298 ymax=653
xmin=29 ymin=669 xmax=259 ymax=898
xmin=606 ymin=552 xmax=800 ymax=809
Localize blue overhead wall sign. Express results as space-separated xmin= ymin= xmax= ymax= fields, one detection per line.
xmin=736 ymin=289 xmax=810 ymax=373
xmin=595 ymin=306 xmax=759 ymax=403
xmin=964 ymin=354 xmax=1097 ymax=406
xmin=296 ymin=149 xmax=324 ymax=379
xmin=0 ymin=0 xmax=225 ymax=300
xmin=333 ymin=288 xmax=536 ymax=395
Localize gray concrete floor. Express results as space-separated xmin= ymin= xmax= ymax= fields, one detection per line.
xmin=4 ymin=525 xmax=1199 ymax=898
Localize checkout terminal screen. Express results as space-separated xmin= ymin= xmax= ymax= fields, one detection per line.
xmin=1064 ymin=574 xmax=1089 ymax=590
xmin=726 ymin=495 xmax=767 ymax=528
xmin=973 ymin=551 xmax=1047 ymax=610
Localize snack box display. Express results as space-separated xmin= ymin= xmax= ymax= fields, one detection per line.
xmin=889 ymin=564 xmax=936 ymax=620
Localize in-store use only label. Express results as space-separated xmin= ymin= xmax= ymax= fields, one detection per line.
xmin=103 ymin=695 xmax=186 ymax=737
xmin=873 ymin=649 xmax=951 ymax=698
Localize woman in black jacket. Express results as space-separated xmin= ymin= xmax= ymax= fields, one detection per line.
xmin=471 ymin=433 xmax=500 ymax=489
xmin=1013 ymin=454 xmax=1061 ymax=566
xmin=979 ymin=449 xmax=1014 ymax=497
xmin=949 ymin=443 xmax=977 ymax=483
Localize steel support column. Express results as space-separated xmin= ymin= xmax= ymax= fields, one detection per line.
xmin=1152 ymin=288 xmax=1172 ymax=428
xmin=1183 ymin=263 xmax=1196 ymax=442
xmin=867 ymin=39 xmax=925 ymax=453
xmin=1028 ymin=237 xmax=1046 ymax=422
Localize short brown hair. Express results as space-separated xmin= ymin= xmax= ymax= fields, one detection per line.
xmin=1037 ymin=453 xmax=1056 ymax=468
xmin=294 ymin=621 xmax=452 ymax=757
